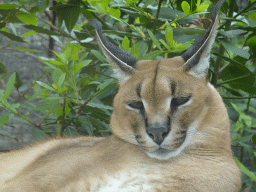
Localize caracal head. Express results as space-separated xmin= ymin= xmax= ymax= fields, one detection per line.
xmin=90 ymin=0 xmax=227 ymax=160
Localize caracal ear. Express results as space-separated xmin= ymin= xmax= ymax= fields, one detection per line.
xmin=181 ymin=0 xmax=225 ymax=78
xmin=90 ymin=20 xmax=138 ymax=84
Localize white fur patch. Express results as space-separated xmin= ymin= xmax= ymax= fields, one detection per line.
xmin=92 ymin=168 xmax=161 ymax=192
xmin=147 ymin=119 xmax=200 ymax=160
xmin=113 ymin=68 xmax=131 ymax=85
xmin=177 ymin=97 xmax=192 ymax=109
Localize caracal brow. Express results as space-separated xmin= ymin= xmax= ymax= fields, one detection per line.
xmin=0 ymin=0 xmax=241 ymax=191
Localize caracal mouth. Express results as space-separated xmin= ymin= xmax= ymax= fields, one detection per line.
xmin=152 ymin=147 xmax=175 ymax=155
xmin=147 ymin=146 xmax=181 ymax=160
xmin=147 ymin=133 xmax=188 ymax=160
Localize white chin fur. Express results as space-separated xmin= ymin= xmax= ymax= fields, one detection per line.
xmin=146 ymin=120 xmax=199 ymax=160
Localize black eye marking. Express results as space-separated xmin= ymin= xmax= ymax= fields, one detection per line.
xmin=135 ymin=83 xmax=141 ymax=98
xmin=171 ymin=96 xmax=191 ymax=107
xmin=171 ymin=82 xmax=177 ymax=95
xmin=127 ymin=101 xmax=144 ymax=110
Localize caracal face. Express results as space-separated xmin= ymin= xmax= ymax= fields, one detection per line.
xmin=111 ymin=59 xmax=210 ymax=160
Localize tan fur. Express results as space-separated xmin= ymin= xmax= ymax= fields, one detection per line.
xmin=0 ymin=56 xmax=241 ymax=191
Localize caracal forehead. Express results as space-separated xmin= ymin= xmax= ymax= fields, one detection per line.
xmin=126 ymin=56 xmax=204 ymax=97
xmin=136 ymin=57 xmax=185 ymax=71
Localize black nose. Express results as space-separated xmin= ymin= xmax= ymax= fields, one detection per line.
xmin=147 ymin=126 xmax=169 ymax=145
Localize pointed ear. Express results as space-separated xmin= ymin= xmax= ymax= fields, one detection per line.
xmin=89 ymin=20 xmax=138 ymax=84
xmin=181 ymin=0 xmax=225 ymax=78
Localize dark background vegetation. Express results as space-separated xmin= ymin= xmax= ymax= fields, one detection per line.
xmin=0 ymin=0 xmax=255 ymax=190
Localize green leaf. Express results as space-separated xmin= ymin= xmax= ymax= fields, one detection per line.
xmin=12 ymin=103 xmax=20 ymax=108
xmin=56 ymin=106 xmax=62 ymax=118
xmin=51 ymin=1 xmax=80 ymax=32
xmin=91 ymin=50 xmax=107 ymax=62
xmin=0 ymin=114 xmax=14 ymax=127
xmin=165 ymin=25 xmax=174 ymax=47
xmin=196 ymin=4 xmax=209 ymax=12
xmin=32 ymin=129 xmax=50 ymax=141
xmin=57 ymin=87 xmax=68 ymax=93
xmin=46 ymin=94 xmax=61 ymax=112
xmin=24 ymin=25 xmax=64 ymax=36
xmin=159 ymin=39 xmax=170 ymax=51
xmin=9 ymin=47 xmax=42 ymax=53
xmin=218 ymin=40 xmax=250 ymax=59
xmin=14 ymin=71 xmax=23 ymax=90
xmin=70 ymin=43 xmax=84 ymax=60
xmin=196 ymin=1 xmax=209 ymax=13
xmin=16 ymin=12 xmax=38 ymax=25
xmin=0 ymin=23 xmax=6 ymax=30
xmin=80 ymin=8 xmax=94 ymax=20
xmin=220 ymin=60 xmax=256 ymax=94
xmin=57 ymin=73 xmax=66 ymax=88
xmin=0 ymin=31 xmax=25 ymax=42
xmin=122 ymin=36 xmax=130 ymax=52
xmin=196 ymin=0 xmax=201 ymax=8
xmin=223 ymin=100 xmax=239 ymax=122
xmin=152 ymin=7 xmax=184 ymax=23
xmin=87 ymin=102 xmax=113 ymax=110
xmin=21 ymin=89 xmax=44 ymax=108
xmin=213 ymin=52 xmax=244 ymax=68
xmin=219 ymin=30 xmax=247 ymax=38
xmin=102 ymin=29 xmax=141 ymax=38
xmin=109 ymin=8 xmax=121 ymax=18
xmin=39 ymin=0 xmax=50 ymax=14
xmin=140 ymin=51 xmax=163 ymax=60
xmin=126 ymin=0 xmax=138 ymax=4
xmin=47 ymin=60 xmax=65 ymax=66
xmin=83 ymin=117 xmax=95 ymax=135
xmin=234 ymin=157 xmax=256 ymax=182
xmin=4 ymin=72 xmax=16 ymax=101
xmin=142 ymin=0 xmax=155 ymax=7
xmin=52 ymin=68 xmax=64 ymax=85
xmin=52 ymin=51 xmax=65 ymax=63
xmin=246 ymin=13 xmax=256 ymax=22
xmin=36 ymin=81 xmax=55 ymax=91
xmin=0 ymin=4 xmax=20 ymax=9
xmin=20 ymin=30 xmax=37 ymax=37
xmin=98 ymin=1 xmax=108 ymax=11
xmin=246 ymin=35 xmax=256 ymax=49
xmin=0 ymin=62 xmax=8 ymax=81
xmin=181 ymin=1 xmax=190 ymax=15
xmin=97 ymin=79 xmax=115 ymax=90
xmin=74 ymin=60 xmax=91 ymax=74
xmin=64 ymin=127 xmax=79 ymax=137
xmin=136 ymin=40 xmax=148 ymax=58
xmin=132 ymin=44 xmax=138 ymax=58
xmin=147 ymin=29 xmax=162 ymax=51
xmin=29 ymin=6 xmax=41 ymax=14
xmin=0 ymin=90 xmax=4 ymax=100
xmin=64 ymin=100 xmax=71 ymax=116
xmin=178 ymin=28 xmax=205 ymax=35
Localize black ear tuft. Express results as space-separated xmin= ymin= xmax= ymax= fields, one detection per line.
xmin=181 ymin=0 xmax=226 ymax=78
xmin=89 ymin=20 xmax=138 ymax=69
xmin=89 ymin=19 xmax=138 ymax=84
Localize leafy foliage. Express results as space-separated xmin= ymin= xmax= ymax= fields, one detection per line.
xmin=0 ymin=0 xmax=256 ymax=190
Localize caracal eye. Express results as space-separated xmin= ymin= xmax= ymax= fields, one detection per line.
xmin=171 ymin=96 xmax=191 ymax=107
xmin=127 ymin=101 xmax=144 ymax=110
